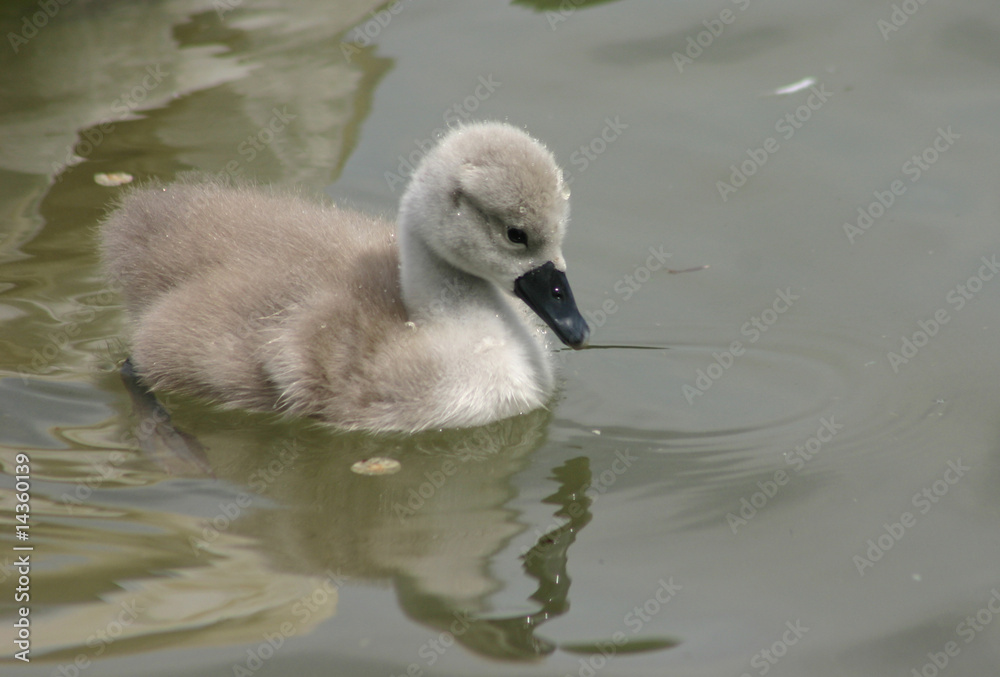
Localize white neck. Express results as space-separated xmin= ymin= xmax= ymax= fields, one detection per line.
xmin=398 ymin=229 xmax=553 ymax=390
xmin=398 ymin=230 xmax=490 ymax=320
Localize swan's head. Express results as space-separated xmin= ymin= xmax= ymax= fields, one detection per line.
xmin=398 ymin=122 xmax=590 ymax=349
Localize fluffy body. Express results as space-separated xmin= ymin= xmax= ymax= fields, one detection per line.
xmin=102 ymin=123 xmax=579 ymax=433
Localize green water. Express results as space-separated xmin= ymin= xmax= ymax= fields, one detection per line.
xmin=3 ymin=1 xmax=1000 ymax=675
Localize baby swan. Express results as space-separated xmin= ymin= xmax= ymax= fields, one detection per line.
xmin=101 ymin=122 xmax=589 ymax=433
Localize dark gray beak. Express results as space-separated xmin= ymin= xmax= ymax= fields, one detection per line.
xmin=514 ymin=261 xmax=590 ymax=349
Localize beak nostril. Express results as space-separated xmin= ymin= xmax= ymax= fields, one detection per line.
xmin=513 ymin=261 xmax=588 ymax=348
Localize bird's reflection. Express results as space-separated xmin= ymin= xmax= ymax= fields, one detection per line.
xmin=121 ymin=362 xmax=593 ymax=661
xmin=395 ymin=456 xmax=594 ymax=660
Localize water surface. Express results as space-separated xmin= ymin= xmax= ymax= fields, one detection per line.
xmin=2 ymin=0 xmax=1000 ymax=675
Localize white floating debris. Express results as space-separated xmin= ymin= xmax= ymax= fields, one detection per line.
xmin=94 ymin=172 xmax=134 ymax=187
xmin=766 ymin=76 xmax=817 ymax=96
xmin=351 ymin=457 xmax=401 ymax=476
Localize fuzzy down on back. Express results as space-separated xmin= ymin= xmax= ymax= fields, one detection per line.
xmin=101 ymin=180 xmax=439 ymax=429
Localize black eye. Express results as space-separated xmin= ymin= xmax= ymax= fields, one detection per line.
xmin=507 ymin=227 xmax=528 ymax=246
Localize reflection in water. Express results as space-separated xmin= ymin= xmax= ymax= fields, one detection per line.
xmin=2 ymin=358 xmax=685 ymax=664
xmin=120 ymin=357 xmax=212 ymax=477
xmin=12 ymin=364 xmax=600 ymax=662
xmin=0 ymin=0 xmax=390 ymax=189
xmin=395 ymin=457 xmax=595 ymax=660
